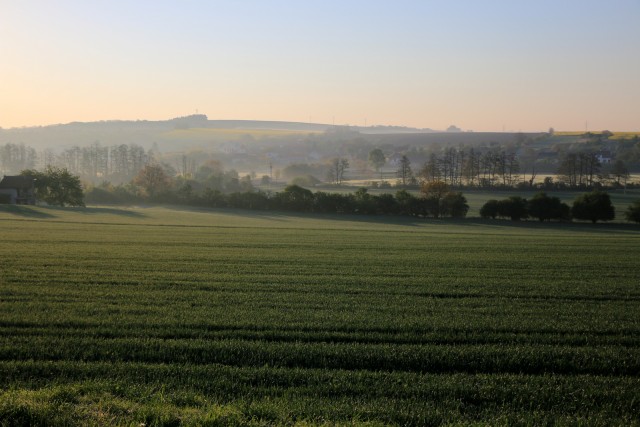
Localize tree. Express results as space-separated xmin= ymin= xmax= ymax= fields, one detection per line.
xmin=519 ymin=147 xmax=538 ymax=187
xmin=372 ymin=193 xmax=398 ymax=215
xmin=479 ymin=199 xmax=499 ymax=219
xmin=21 ymin=166 xmax=85 ymax=207
xmin=227 ymin=191 xmax=269 ymax=210
xmin=609 ymin=160 xmax=630 ymax=186
xmin=133 ymin=163 xmax=172 ymax=198
xmin=557 ymin=152 xmax=601 ymax=188
xmin=571 ymin=191 xmax=615 ymax=223
xmin=396 ymin=155 xmax=414 ymax=187
xmin=420 ymin=153 xmax=441 ymax=183
xmin=527 ymin=192 xmax=570 ymax=222
xmin=353 ymin=188 xmax=376 ymax=214
xmin=395 ymin=190 xmax=421 ymax=216
xmin=326 ymin=158 xmax=349 ymax=185
xmin=420 ymin=181 xmax=449 ymax=218
xmin=440 ymin=192 xmax=469 ymax=218
xmin=274 ymin=184 xmax=314 ymax=211
xmin=313 ymin=191 xmax=353 ymax=214
xmin=557 ymin=153 xmax=578 ymax=187
xmin=624 ymin=200 xmax=640 ymax=223
xmin=368 ymin=149 xmax=386 ymax=179
xmin=497 ymin=196 xmax=528 ymax=221
xmin=462 ymin=149 xmax=479 ymax=186
xmin=1 ymin=143 xmax=37 ymax=175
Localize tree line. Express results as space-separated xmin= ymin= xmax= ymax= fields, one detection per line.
xmin=11 ymin=165 xmax=640 ymax=224
xmin=417 ymin=148 xmax=522 ymax=187
xmin=87 ymin=168 xmax=470 ymax=219
xmin=369 ymin=147 xmax=632 ymax=191
xmin=365 ymin=148 xmax=524 ymax=189
xmin=2 ymin=139 xmax=635 ymax=192
xmin=0 ymin=143 xmax=37 ymax=175
xmin=480 ymin=191 xmax=621 ymax=223
xmin=55 ymin=143 xmax=149 ymax=183
xmin=0 ymin=142 xmax=150 ymax=183
xmin=556 ymin=152 xmax=631 ymax=188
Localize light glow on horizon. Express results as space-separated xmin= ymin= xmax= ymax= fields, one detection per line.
xmin=1 ymin=1 xmax=639 ymax=131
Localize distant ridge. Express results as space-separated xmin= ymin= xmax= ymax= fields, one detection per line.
xmin=3 ymin=115 xmax=531 ymax=150
xmin=2 ymin=115 xmax=433 ymax=134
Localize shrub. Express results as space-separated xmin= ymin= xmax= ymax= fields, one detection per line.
xmin=480 ymin=200 xmax=500 ymax=219
xmin=527 ymin=192 xmax=571 ymax=222
xmin=497 ymin=197 xmax=528 ymax=221
xmin=571 ymin=191 xmax=615 ymax=223
xmin=440 ymin=192 xmax=469 ymax=218
xmin=624 ymin=200 xmax=640 ymax=223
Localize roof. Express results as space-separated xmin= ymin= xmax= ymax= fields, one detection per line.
xmin=0 ymin=176 xmax=35 ymax=189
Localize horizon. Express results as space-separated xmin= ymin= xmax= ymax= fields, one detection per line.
xmin=0 ymin=113 xmax=637 ymax=134
xmin=1 ymin=1 xmax=639 ymax=132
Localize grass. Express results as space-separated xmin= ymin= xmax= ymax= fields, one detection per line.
xmin=0 ymin=205 xmax=639 ymax=425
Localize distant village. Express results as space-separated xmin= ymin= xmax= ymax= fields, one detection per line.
xmin=1 ymin=117 xmax=638 ymax=205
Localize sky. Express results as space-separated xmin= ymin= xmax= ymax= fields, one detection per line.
xmin=1 ymin=0 xmax=639 ymax=131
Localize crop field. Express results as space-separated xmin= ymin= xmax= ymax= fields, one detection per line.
xmin=1 ymin=206 xmax=639 ymax=425
xmin=554 ymin=131 xmax=640 ymax=139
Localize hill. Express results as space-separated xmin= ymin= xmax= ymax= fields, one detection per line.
xmin=0 ymin=115 xmax=438 ymax=150
xmin=0 ymin=116 xmax=319 ymax=150
xmin=3 ymin=115 xmax=639 ymax=184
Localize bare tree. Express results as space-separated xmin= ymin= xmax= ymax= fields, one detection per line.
xmin=610 ymin=160 xmax=630 ymax=186
xmin=368 ymin=149 xmax=385 ymax=180
xmin=396 ymin=155 xmax=414 ymax=187
xmin=557 ymin=152 xmax=601 ymax=187
xmin=326 ymin=157 xmax=350 ymax=185
xmin=133 ymin=163 xmax=172 ymax=197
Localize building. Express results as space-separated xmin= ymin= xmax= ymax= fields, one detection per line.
xmin=0 ymin=176 xmax=36 ymax=205
xmin=596 ymin=151 xmax=613 ymax=165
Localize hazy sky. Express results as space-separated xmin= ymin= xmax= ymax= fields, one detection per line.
xmin=1 ymin=1 xmax=639 ymax=131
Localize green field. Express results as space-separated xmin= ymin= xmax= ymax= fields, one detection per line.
xmin=1 ymin=206 xmax=639 ymax=425
xmin=554 ymin=131 xmax=640 ymax=139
